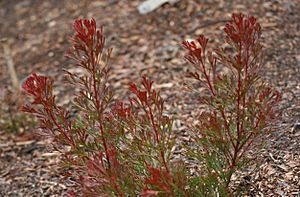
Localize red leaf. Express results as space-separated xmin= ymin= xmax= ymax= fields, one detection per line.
xmin=73 ymin=18 xmax=98 ymax=47
xmin=140 ymin=190 xmax=159 ymax=197
xmin=129 ymin=83 xmax=138 ymax=94
xmin=21 ymin=73 xmax=50 ymax=104
xmin=113 ymin=100 xmax=131 ymax=118
xmin=138 ymin=91 xmax=147 ymax=103
xmin=130 ymin=82 xmax=148 ymax=103
xmin=141 ymin=76 xmax=154 ymax=93
xmin=143 ymin=165 xmax=172 ymax=194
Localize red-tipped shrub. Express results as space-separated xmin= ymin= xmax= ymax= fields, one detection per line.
xmin=22 ymin=19 xmax=187 ymax=196
xmin=22 ymin=13 xmax=280 ymax=196
xmin=183 ymin=13 xmax=280 ymax=195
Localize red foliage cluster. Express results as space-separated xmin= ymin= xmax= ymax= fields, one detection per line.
xmin=183 ymin=13 xmax=281 ymax=193
xmin=22 ymin=19 xmax=187 ymax=196
xmin=22 ymin=14 xmax=280 ymax=196
xmin=22 ymin=73 xmax=49 ymax=103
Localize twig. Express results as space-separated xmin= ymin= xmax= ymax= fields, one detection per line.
xmin=1 ymin=39 xmax=20 ymax=91
xmin=187 ymin=19 xmax=229 ymax=34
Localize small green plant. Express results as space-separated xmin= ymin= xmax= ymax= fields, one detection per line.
xmin=0 ymin=87 xmax=36 ymax=134
xmin=22 ymin=13 xmax=280 ymax=196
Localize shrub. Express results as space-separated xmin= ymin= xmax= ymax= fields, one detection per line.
xmin=183 ymin=13 xmax=281 ymax=195
xmin=22 ymin=13 xmax=280 ymax=196
xmin=22 ymin=18 xmax=187 ymax=196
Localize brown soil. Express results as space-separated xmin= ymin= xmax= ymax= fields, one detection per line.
xmin=0 ymin=0 xmax=299 ymax=196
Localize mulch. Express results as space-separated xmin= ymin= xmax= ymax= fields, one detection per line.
xmin=0 ymin=0 xmax=299 ymax=196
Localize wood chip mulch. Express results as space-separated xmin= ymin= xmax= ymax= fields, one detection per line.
xmin=0 ymin=0 xmax=299 ymax=196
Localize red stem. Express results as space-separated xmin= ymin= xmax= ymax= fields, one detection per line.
xmin=232 ymin=42 xmax=244 ymax=167
xmin=147 ymin=103 xmax=169 ymax=173
xmin=91 ymin=49 xmax=111 ymax=169
xmin=47 ymin=107 xmax=75 ymax=147
xmin=236 ymin=115 xmax=261 ymax=155
xmin=240 ymin=48 xmax=250 ymax=138
xmin=200 ymin=60 xmax=216 ymax=96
